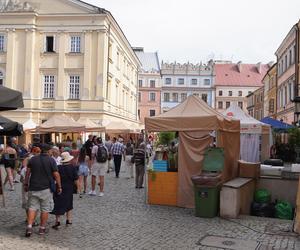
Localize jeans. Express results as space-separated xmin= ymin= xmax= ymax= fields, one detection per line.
xmin=113 ymin=155 xmax=122 ymax=177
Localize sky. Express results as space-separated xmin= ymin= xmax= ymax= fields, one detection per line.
xmin=85 ymin=0 xmax=300 ymax=64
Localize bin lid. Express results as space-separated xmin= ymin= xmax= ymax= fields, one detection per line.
xmin=203 ymin=147 xmax=224 ymax=172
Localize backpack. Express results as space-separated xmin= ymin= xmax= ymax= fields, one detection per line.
xmin=96 ymin=145 xmax=108 ymax=163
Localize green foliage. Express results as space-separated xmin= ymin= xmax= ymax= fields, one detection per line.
xmin=157 ymin=132 xmax=175 ymax=146
xmin=288 ymin=128 xmax=300 ymax=147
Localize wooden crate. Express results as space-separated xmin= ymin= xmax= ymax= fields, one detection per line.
xmin=148 ymin=172 xmax=178 ymax=206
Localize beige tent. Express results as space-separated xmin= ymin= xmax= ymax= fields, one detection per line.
xmin=77 ymin=117 xmax=105 ymax=132
xmin=145 ymin=95 xmax=240 ymax=208
xmin=35 ymin=114 xmax=85 ymax=133
xmin=104 ymin=120 xmax=141 ymax=134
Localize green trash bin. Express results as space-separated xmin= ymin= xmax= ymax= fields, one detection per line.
xmin=192 ymin=148 xmax=224 ymax=218
xmin=194 ymin=185 xmax=221 ymax=217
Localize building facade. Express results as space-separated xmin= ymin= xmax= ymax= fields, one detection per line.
xmin=0 ymin=0 xmax=140 ymax=127
xmin=275 ymin=24 xmax=299 ymax=124
xmin=160 ymin=61 xmax=215 ymax=112
xmin=263 ymin=63 xmax=277 ymax=119
xmin=214 ymin=62 xmax=271 ymax=113
xmin=246 ymin=86 xmax=264 ymax=120
xmin=133 ymin=47 xmax=161 ymax=123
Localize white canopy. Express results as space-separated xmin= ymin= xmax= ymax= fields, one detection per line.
xmin=223 ymin=104 xmax=270 ymax=134
xmin=77 ymin=117 xmax=105 ymax=132
xmin=23 ymin=119 xmax=37 ymax=131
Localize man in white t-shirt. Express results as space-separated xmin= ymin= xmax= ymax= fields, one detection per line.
xmin=89 ymin=137 xmax=108 ymax=197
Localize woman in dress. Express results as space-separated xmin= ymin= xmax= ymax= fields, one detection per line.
xmin=2 ymin=141 xmax=17 ymax=191
xmin=51 ymin=152 xmax=79 ymax=229
xmin=77 ymin=147 xmax=89 ymax=197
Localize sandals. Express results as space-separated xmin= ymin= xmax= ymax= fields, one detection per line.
xmin=66 ymin=220 xmax=72 ymax=225
xmin=52 ymin=222 xmax=60 ymax=230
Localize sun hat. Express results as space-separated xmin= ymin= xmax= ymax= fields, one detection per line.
xmin=60 ymin=152 xmax=74 ymax=163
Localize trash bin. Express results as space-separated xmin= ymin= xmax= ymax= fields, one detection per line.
xmin=191 ymin=147 xmax=224 ymax=218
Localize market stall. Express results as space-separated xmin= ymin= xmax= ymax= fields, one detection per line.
xmin=145 ymin=95 xmax=240 ymax=208
xmin=223 ymin=104 xmax=271 ymax=162
xmin=0 ymin=85 xmax=24 ymax=111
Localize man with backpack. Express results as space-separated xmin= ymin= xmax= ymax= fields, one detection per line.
xmin=89 ymin=137 xmax=108 ymax=197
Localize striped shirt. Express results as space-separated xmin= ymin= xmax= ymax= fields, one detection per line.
xmin=111 ymin=142 xmax=125 ymax=156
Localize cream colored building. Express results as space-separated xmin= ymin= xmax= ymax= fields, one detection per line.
xmin=0 ymin=0 xmax=141 ymax=129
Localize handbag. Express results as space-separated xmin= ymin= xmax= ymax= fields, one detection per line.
xmin=39 ymin=156 xmax=56 ymax=193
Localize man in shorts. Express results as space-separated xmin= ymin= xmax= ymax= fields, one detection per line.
xmin=89 ymin=138 xmax=108 ymax=197
xmin=24 ymin=144 xmax=62 ymax=237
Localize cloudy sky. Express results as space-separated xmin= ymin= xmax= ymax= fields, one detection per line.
xmin=86 ymin=0 xmax=300 ymax=64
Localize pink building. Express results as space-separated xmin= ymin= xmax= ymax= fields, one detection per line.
xmin=133 ymin=48 xmax=161 ymax=124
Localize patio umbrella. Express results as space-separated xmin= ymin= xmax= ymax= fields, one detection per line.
xmin=0 ymin=116 xmax=23 ymax=136
xmin=0 ymin=86 xmax=24 ymax=111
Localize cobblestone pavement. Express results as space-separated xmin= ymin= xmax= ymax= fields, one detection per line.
xmin=0 ymin=167 xmax=299 ymax=250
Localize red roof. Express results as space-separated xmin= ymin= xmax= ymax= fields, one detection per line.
xmin=215 ymin=63 xmax=270 ymax=87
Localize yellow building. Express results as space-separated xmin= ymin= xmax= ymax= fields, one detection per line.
xmin=0 ymin=0 xmax=140 ymax=129
xmin=263 ymin=63 xmax=277 ymax=119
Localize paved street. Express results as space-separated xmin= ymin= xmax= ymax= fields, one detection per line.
xmin=0 ymin=167 xmax=299 ymax=250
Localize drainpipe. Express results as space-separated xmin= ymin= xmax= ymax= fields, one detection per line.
xmin=106 ymin=22 xmax=111 ymax=101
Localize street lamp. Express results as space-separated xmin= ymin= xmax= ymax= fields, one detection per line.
xmin=294 ymin=96 xmax=300 ymax=126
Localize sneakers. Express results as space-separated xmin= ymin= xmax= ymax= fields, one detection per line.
xmin=38 ymin=227 xmax=46 ymax=235
xmin=88 ymin=190 xmax=96 ymax=196
xmin=25 ymin=227 xmax=33 ymax=237
xmin=98 ymin=192 xmax=104 ymax=197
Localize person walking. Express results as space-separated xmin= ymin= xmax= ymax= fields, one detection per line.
xmin=24 ymin=144 xmax=62 ymax=237
xmin=2 ymin=141 xmax=17 ymax=191
xmin=111 ymin=137 xmax=125 ymax=178
xmin=77 ymin=147 xmax=89 ymax=197
xmin=105 ymin=135 xmax=113 ymax=173
xmin=51 ymin=152 xmax=79 ymax=230
xmin=89 ymin=137 xmax=108 ymax=196
xmin=134 ymin=143 xmax=147 ymax=189
xmin=125 ymin=142 xmax=134 ymax=179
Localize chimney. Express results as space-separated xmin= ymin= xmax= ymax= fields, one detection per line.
xmin=256 ymin=62 xmax=262 ymax=73
xmin=237 ymin=61 xmax=242 ymax=72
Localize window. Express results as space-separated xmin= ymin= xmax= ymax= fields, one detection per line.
xmin=116 ymin=52 xmax=120 ymax=68
xmin=193 ymin=93 xmax=199 ymax=97
xmin=285 ymin=55 xmax=288 ymax=70
xmin=0 ymin=71 xmax=4 ymax=86
xmin=138 ymin=92 xmax=141 ymax=102
xmin=0 ymin=35 xmax=5 ymax=52
xmin=191 ymin=79 xmax=197 ymax=85
xmin=289 ymin=50 xmax=292 ymax=65
xmin=238 ymin=102 xmax=243 ymax=109
xmin=269 ymin=99 xmax=274 ymax=113
xmin=45 ymin=36 xmax=55 ymax=52
xmin=202 ymin=93 xmax=207 ymax=103
xmin=69 ymin=76 xmax=80 ymax=99
xmin=150 ymin=80 xmax=156 ymax=88
xmin=172 ymin=93 xmax=178 ymax=102
xmin=204 ymin=79 xmax=210 ymax=85
xmin=177 ymin=78 xmax=184 ymax=85
xmin=150 ymin=110 xmax=156 ymax=117
xmin=248 ymin=91 xmax=252 ymax=95
xmin=219 ymin=90 xmax=223 ymax=96
xmin=164 ymin=93 xmax=170 ymax=102
xmin=218 ymin=101 xmax=223 ymax=109
xmin=238 ymin=91 xmax=242 ymax=97
xmin=149 ymin=92 xmax=156 ymax=101
xmin=138 ymin=109 xmax=140 ymax=120
xmin=228 ymin=91 xmax=233 ymax=96
xmin=43 ymin=75 xmax=55 ymax=99
xmin=226 ymin=101 xmax=230 ymax=109
xmin=181 ymin=93 xmax=187 ymax=102
xmin=165 ymin=78 xmax=171 ymax=84
xmin=70 ymin=36 xmax=81 ymax=53
xmin=138 ymin=80 xmax=143 ymax=87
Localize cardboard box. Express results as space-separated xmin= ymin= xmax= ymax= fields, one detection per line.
xmin=238 ymin=160 xmax=260 ymax=179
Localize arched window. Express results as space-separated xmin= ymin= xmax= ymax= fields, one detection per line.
xmin=0 ymin=71 xmax=4 ymax=86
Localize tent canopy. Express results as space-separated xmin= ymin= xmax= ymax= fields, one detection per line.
xmin=145 ymin=95 xmax=240 ymax=132
xmin=0 ymin=116 xmax=23 ymax=136
xmin=23 ymin=119 xmax=37 ymax=131
xmin=223 ymin=103 xmax=270 ymax=134
xmin=104 ymin=120 xmax=134 ymax=134
xmin=36 ymin=115 xmax=85 ymax=133
xmin=261 ymin=117 xmax=294 ymax=131
xmin=0 ymin=86 xmax=24 ymax=111
xmin=77 ymin=117 xmax=105 ymax=132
